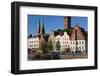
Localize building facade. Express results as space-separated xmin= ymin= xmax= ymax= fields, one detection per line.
xmin=55 ymin=31 xmax=86 ymax=52
xmin=28 ymin=37 xmax=39 ymax=49
xmin=70 ymin=25 xmax=87 ymax=52
xmin=55 ymin=32 xmax=70 ymax=51
xmin=28 ymin=17 xmax=87 ymax=53
xmin=48 ymin=31 xmax=56 ymax=51
xmin=28 ymin=19 xmax=45 ymax=51
xmin=70 ymin=40 xmax=86 ymax=52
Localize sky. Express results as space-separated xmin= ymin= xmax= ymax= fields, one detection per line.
xmin=28 ymin=15 xmax=87 ymax=36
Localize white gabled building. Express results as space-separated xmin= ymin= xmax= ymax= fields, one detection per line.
xmin=55 ymin=30 xmax=87 ymax=52
xmin=55 ymin=32 xmax=70 ymax=51
xmin=61 ymin=32 xmax=70 ymax=51
xmin=28 ymin=36 xmax=39 ymax=49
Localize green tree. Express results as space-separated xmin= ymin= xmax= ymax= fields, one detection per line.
xmin=56 ymin=40 xmax=61 ymax=51
xmin=39 ymin=42 xmax=47 ymax=54
xmin=47 ymin=40 xmax=53 ymax=52
xmin=63 ymin=29 xmax=72 ymax=33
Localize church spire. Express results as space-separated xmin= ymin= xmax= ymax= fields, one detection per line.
xmin=38 ymin=19 xmax=41 ymax=35
xmin=38 ymin=18 xmax=45 ymax=36
xmin=42 ymin=19 xmax=45 ymax=35
xmin=40 ymin=19 xmax=42 ymax=35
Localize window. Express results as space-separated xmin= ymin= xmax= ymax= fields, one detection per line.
xmin=82 ymin=47 xmax=84 ymax=50
xmin=71 ymin=42 xmax=72 ymax=44
xmin=79 ymin=41 xmax=81 ymax=44
xmin=29 ymin=45 xmax=33 ymax=47
xmin=76 ymin=41 xmax=78 ymax=44
xmin=76 ymin=47 xmax=78 ymax=50
xmin=82 ymin=41 xmax=84 ymax=44
xmin=34 ymin=45 xmax=37 ymax=47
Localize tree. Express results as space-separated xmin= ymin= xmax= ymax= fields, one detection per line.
xmin=39 ymin=42 xmax=47 ymax=54
xmin=56 ymin=40 xmax=61 ymax=51
xmin=47 ymin=40 xmax=53 ymax=52
xmin=63 ymin=29 xmax=72 ymax=33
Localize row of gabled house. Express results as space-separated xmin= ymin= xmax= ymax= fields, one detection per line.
xmin=28 ymin=17 xmax=87 ymax=53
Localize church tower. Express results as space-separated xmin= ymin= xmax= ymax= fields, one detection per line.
xmin=64 ymin=16 xmax=71 ymax=29
xmin=38 ymin=19 xmax=45 ymax=37
xmin=39 ymin=19 xmax=46 ymax=53
xmin=38 ymin=19 xmax=41 ymax=36
xmin=42 ymin=19 xmax=45 ymax=36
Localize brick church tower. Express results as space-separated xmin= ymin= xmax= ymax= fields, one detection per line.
xmin=64 ymin=16 xmax=71 ymax=29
